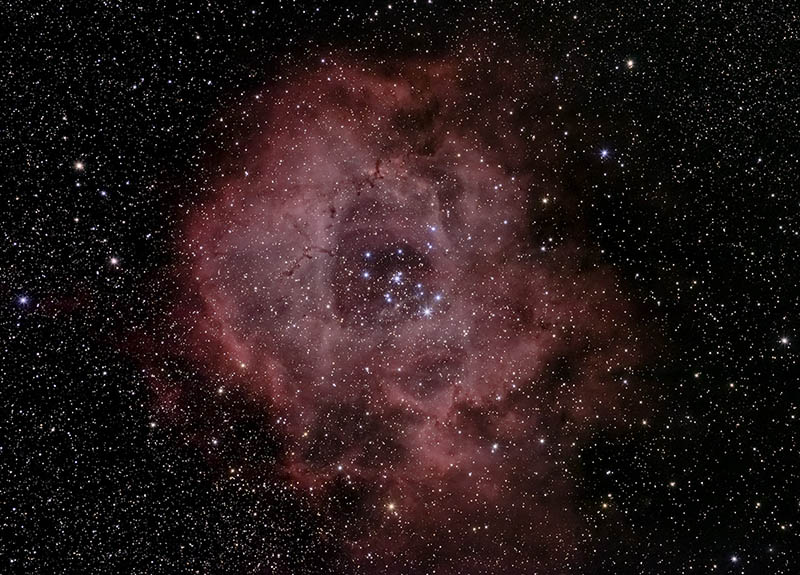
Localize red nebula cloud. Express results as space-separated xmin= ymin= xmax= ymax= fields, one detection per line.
xmin=153 ymin=53 xmax=647 ymax=572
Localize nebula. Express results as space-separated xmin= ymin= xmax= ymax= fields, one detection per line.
xmin=155 ymin=53 xmax=646 ymax=573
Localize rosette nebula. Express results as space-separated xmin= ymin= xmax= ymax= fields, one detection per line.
xmin=159 ymin=55 xmax=646 ymax=573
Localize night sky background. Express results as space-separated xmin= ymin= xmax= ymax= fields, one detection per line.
xmin=2 ymin=1 xmax=798 ymax=574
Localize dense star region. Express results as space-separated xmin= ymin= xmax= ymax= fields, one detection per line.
xmin=3 ymin=2 xmax=798 ymax=575
xmin=153 ymin=56 xmax=648 ymax=572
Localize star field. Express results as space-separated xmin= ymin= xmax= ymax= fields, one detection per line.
xmin=1 ymin=2 xmax=798 ymax=574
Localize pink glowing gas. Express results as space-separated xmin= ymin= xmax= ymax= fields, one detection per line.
xmin=152 ymin=53 xmax=646 ymax=572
